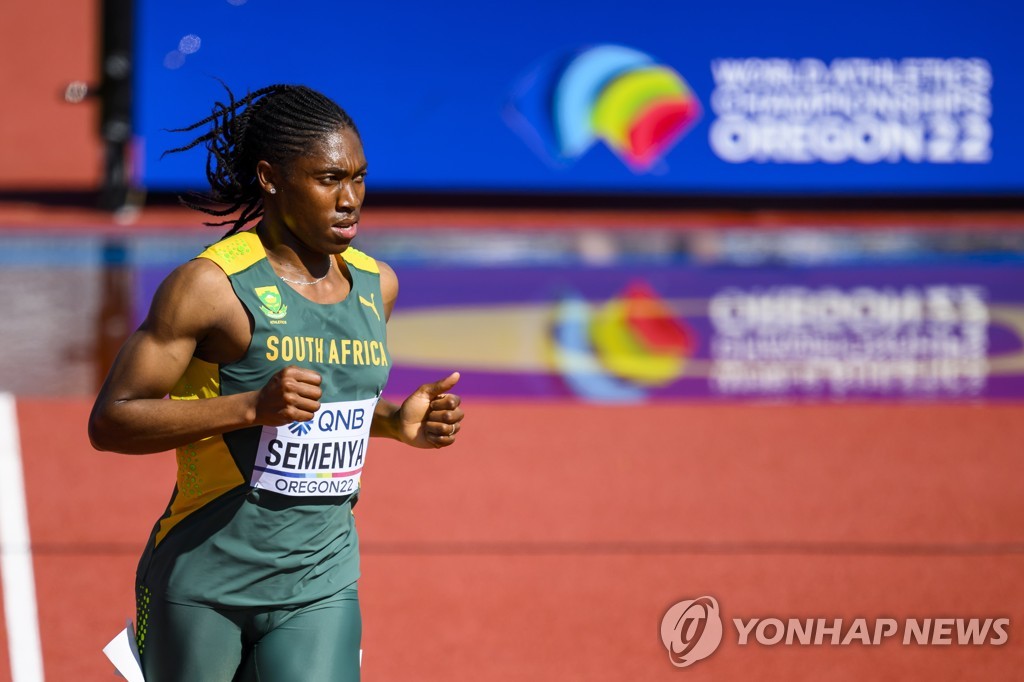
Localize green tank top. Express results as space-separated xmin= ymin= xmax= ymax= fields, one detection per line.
xmin=137 ymin=230 xmax=391 ymax=608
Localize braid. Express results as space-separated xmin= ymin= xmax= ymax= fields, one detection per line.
xmin=164 ymin=83 xmax=359 ymax=237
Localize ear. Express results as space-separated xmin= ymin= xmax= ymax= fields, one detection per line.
xmin=256 ymin=160 xmax=277 ymax=195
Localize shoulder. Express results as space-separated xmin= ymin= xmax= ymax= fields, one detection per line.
xmin=340 ymin=246 xmax=381 ymax=274
xmin=196 ymin=231 xmax=266 ymax=276
xmin=339 ymin=247 xmax=397 ymax=298
xmin=161 ymin=256 xmax=235 ymax=297
xmin=376 ymin=260 xmax=398 ymax=312
xmin=338 ymin=247 xmax=397 ymax=317
xmin=144 ymin=257 xmax=239 ymax=337
xmin=376 ymin=259 xmax=397 ymax=291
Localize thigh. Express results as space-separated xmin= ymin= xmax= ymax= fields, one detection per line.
xmin=249 ymin=586 xmax=362 ymax=682
xmin=139 ymin=597 xmax=245 ymax=682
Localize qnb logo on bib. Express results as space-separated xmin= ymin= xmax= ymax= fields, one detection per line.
xmin=287 ymin=421 xmax=313 ymax=437
xmin=252 ymin=397 xmax=378 ymax=497
xmin=660 ymin=596 xmax=724 ymax=668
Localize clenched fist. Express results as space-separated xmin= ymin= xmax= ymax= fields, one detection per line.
xmin=254 ymin=366 xmax=323 ymax=426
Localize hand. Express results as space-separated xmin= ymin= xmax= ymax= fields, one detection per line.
xmin=396 ymin=372 xmax=464 ymax=449
xmin=253 ymin=366 xmax=322 ymax=426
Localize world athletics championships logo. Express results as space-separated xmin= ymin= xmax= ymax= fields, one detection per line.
xmin=551 ymin=280 xmax=697 ymax=403
xmin=505 ymin=44 xmax=702 ymax=172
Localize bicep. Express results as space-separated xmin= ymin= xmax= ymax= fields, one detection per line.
xmin=97 ymin=327 xmax=198 ymax=403
xmin=94 ymin=259 xmax=229 ymax=404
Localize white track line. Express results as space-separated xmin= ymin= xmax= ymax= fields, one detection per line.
xmin=0 ymin=393 xmax=45 ymax=681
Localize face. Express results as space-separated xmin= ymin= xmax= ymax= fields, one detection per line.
xmin=263 ymin=126 xmax=367 ymax=254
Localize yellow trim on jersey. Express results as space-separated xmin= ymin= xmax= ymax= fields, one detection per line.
xmin=197 ymin=231 xmax=266 ymax=275
xmin=199 ymin=232 xmax=378 ymax=277
xmin=170 ymin=357 xmax=221 ymax=401
xmin=341 ymin=247 xmax=379 ymax=274
xmin=158 ymin=357 xmax=245 ymax=546
xmin=156 ymin=434 xmax=245 ymax=545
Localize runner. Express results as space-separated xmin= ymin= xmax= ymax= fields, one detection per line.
xmin=89 ymin=84 xmax=464 ymax=681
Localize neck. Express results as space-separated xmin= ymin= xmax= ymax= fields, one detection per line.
xmin=255 ymin=221 xmax=332 ymax=281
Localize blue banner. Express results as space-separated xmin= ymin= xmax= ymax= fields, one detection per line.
xmin=134 ymin=0 xmax=1023 ymax=194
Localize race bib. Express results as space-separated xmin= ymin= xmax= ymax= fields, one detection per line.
xmin=251 ymin=396 xmax=378 ymax=497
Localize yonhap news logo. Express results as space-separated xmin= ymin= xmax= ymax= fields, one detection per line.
xmin=660 ymin=596 xmax=724 ymax=667
xmin=660 ymin=596 xmax=1009 ymax=669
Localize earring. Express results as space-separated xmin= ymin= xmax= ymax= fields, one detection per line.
xmin=268 ymin=187 xmax=277 ymax=194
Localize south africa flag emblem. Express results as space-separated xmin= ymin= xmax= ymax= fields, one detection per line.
xmin=255 ymin=285 xmax=288 ymax=320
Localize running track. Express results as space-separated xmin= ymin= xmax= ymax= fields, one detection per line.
xmin=1 ymin=397 xmax=1022 ymax=680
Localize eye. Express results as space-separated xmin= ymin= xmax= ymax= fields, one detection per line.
xmin=355 ymin=172 xmax=367 ymax=184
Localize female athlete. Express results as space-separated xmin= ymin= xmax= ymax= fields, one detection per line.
xmin=89 ymin=84 xmax=464 ymax=681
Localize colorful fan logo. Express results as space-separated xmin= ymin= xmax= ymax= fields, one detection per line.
xmin=506 ymin=45 xmax=702 ymax=171
xmin=550 ymin=281 xmax=697 ymax=402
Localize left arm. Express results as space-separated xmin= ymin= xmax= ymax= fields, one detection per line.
xmin=369 ymin=259 xmax=464 ymax=448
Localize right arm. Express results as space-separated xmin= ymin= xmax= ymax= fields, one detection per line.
xmin=88 ymin=258 xmax=322 ymax=454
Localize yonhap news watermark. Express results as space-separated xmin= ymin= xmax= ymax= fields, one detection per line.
xmin=660 ymin=596 xmax=1009 ymax=668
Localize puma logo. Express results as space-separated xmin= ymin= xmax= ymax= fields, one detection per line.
xmin=359 ymin=293 xmax=380 ymax=321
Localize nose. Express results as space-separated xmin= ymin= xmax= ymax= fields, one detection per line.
xmin=337 ymin=180 xmax=361 ymax=211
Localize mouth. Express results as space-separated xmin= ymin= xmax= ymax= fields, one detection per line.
xmin=331 ymin=220 xmax=359 ymax=240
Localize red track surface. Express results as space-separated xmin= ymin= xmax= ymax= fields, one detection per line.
xmin=2 ymin=398 xmax=1022 ymax=680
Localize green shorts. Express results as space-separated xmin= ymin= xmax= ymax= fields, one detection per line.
xmin=137 ymin=583 xmax=361 ymax=682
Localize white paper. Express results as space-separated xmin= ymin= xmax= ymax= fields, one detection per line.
xmin=102 ymin=619 xmax=145 ymax=682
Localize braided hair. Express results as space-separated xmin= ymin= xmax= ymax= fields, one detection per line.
xmin=164 ymin=83 xmax=360 ymax=236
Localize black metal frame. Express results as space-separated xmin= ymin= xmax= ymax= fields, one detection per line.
xmin=98 ymin=0 xmax=133 ymax=210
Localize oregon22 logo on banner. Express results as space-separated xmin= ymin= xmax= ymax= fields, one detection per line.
xmin=505 ymin=44 xmax=702 ymax=172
